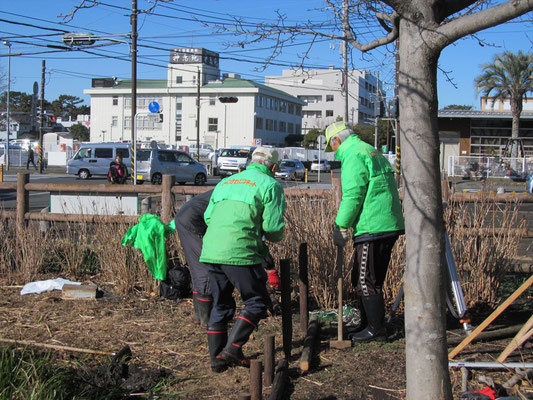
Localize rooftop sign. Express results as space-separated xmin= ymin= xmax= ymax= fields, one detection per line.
xmin=170 ymin=48 xmax=219 ymax=67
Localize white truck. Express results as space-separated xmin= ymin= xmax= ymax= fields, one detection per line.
xmin=216 ymin=148 xmax=253 ymax=177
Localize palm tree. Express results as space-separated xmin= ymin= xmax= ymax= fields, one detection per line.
xmin=475 ymin=51 xmax=533 ymax=159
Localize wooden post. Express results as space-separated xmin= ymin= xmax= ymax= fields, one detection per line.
xmin=16 ymin=173 xmax=29 ymax=231
xmin=268 ymin=359 xmax=289 ymax=400
xmin=280 ymin=259 xmax=292 ymax=359
xmin=298 ymin=243 xmax=308 ymax=335
xmin=161 ymin=174 xmax=175 ymax=224
xmin=331 ymin=177 xmax=342 ymax=206
xmin=250 ymin=360 xmax=262 ymax=400
xmin=299 ymin=315 xmax=320 ymax=372
xmin=264 ymin=334 xmax=275 ymax=388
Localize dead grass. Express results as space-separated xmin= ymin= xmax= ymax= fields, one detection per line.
xmin=0 ymin=191 xmax=525 ymax=310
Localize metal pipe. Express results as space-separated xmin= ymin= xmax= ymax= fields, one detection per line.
xmin=449 ymin=361 xmax=533 ymax=369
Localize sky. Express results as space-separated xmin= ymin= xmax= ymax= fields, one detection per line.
xmin=1 ymin=0 xmax=532 ymax=110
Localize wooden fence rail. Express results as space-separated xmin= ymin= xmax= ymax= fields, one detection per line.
xmin=1 ymin=173 xmax=533 ymax=231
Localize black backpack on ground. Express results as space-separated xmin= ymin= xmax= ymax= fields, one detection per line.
xmin=160 ymin=261 xmax=191 ymax=302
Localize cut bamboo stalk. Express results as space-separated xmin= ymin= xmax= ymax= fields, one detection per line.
xmin=0 ymin=337 xmax=115 ymax=356
xmin=449 ymin=275 xmax=533 ymax=359
xmin=497 ymin=314 xmax=533 ymax=362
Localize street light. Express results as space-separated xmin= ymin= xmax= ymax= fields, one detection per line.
xmin=3 ymin=40 xmax=11 ymax=171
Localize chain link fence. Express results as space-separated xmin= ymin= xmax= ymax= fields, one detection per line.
xmin=448 ymin=156 xmax=533 ymax=179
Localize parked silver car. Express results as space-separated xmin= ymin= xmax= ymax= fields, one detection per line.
xmin=275 ymin=159 xmax=306 ymax=181
xmin=136 ymin=149 xmax=207 ymax=185
xmin=310 ymin=159 xmax=331 ymax=172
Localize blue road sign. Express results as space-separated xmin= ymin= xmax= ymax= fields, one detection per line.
xmin=148 ymin=101 xmax=160 ymax=113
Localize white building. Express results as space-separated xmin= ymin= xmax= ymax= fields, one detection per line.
xmin=265 ymin=67 xmax=385 ymax=134
xmin=84 ymin=48 xmax=304 ymax=148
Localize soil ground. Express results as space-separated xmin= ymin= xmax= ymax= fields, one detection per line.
xmin=0 ymin=275 xmax=532 ymax=400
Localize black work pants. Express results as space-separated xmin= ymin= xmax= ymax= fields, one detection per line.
xmin=350 ymin=236 xmax=399 ymax=297
xmin=175 ymin=221 xmax=210 ymax=296
xmin=207 ymin=263 xmax=270 ymax=326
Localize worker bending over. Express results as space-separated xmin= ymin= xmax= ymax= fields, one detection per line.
xmin=200 ymin=147 xmax=286 ymax=372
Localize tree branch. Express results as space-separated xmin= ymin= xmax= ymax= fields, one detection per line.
xmin=349 ymin=11 xmax=399 ymax=51
xmin=435 ymin=0 xmax=533 ymax=48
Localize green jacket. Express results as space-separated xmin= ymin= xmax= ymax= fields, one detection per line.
xmin=121 ymin=214 xmax=175 ymax=280
xmin=334 ymin=134 xmax=404 ymax=239
xmin=199 ymin=163 xmax=286 ymax=265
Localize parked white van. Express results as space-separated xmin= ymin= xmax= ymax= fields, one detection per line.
xmin=67 ymin=142 xmax=131 ymax=180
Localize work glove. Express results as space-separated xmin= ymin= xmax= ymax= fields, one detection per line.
xmin=333 ymin=227 xmax=351 ymax=247
xmin=267 ymin=269 xmax=281 ymax=290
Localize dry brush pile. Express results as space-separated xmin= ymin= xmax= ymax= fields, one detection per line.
xmin=0 ymin=192 xmax=525 ymax=311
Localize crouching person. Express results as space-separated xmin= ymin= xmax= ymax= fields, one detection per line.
xmin=174 ymin=189 xmax=214 ymax=328
xmin=200 ymin=147 xmax=286 ymax=372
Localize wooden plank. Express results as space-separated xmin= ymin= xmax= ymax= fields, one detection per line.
xmin=62 ymin=284 xmax=97 ymax=300
xmin=497 ymin=314 xmax=533 ymax=362
xmin=449 ymin=275 xmax=533 ymax=359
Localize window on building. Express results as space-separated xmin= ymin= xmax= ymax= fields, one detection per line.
xmin=302 ymin=110 xmax=322 ymax=118
xmin=296 ymin=124 xmax=301 ymax=134
xmin=111 ymin=116 xmax=118 ymax=127
xmin=280 ymin=101 xmax=287 ymax=113
xmin=176 ymin=76 xmax=183 ymax=84
xmin=279 ymin=121 xmax=286 ymax=132
xmin=255 ymin=117 xmax=263 ymax=130
xmin=209 ymin=96 xmax=216 ymax=106
xmin=326 ymin=110 xmax=334 ymax=117
xmin=208 ymin=118 xmax=218 ymax=132
xmin=266 ymin=119 xmax=274 ymax=131
xmin=112 ymin=96 xmax=118 ymax=106
xmin=124 ymin=116 xmax=131 ymax=129
xmin=274 ymin=120 xmax=278 ymax=131
xmin=288 ymin=104 xmax=295 ymax=114
xmin=326 ymin=94 xmax=334 ymax=102
xmin=296 ymin=105 xmax=302 ymax=116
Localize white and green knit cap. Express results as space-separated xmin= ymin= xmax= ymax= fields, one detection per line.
xmin=252 ymin=147 xmax=280 ymax=166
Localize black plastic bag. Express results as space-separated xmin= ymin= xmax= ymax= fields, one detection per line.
xmin=160 ymin=263 xmax=191 ymax=302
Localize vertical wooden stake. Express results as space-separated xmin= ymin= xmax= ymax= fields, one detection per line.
xmin=161 ymin=174 xmax=175 ymax=224
xmin=16 ymin=173 xmax=29 ymax=232
xmin=298 ymin=243 xmax=308 ymax=335
xmin=264 ymin=334 xmax=275 ymax=388
xmin=280 ymin=259 xmax=292 ymax=359
xmin=250 ymin=360 xmax=262 ymax=400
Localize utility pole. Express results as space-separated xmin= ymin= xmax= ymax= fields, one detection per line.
xmin=130 ymin=0 xmax=138 ymax=181
xmin=3 ymin=40 xmax=11 ymax=171
xmin=342 ymin=0 xmax=349 ymax=124
xmin=39 ymin=60 xmax=45 ymax=174
xmin=196 ymin=68 xmax=200 ymax=161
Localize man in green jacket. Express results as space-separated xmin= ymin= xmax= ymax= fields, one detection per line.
xmin=200 ymin=147 xmax=286 ymax=372
xmin=325 ymin=121 xmax=404 ymax=343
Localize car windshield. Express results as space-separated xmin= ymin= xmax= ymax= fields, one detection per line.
xmin=137 ymin=150 xmax=151 ymax=162
xmin=220 ymin=149 xmax=249 ymax=157
xmin=280 ymin=161 xmax=295 ymax=168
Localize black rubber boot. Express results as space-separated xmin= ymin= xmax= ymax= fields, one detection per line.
xmin=347 ymin=296 xmax=367 ymax=338
xmin=207 ymin=323 xmax=228 ymax=373
xmin=196 ymin=294 xmax=213 ymax=329
xmin=350 ymin=294 xmax=387 ymax=343
xmin=192 ymin=293 xmax=200 ymax=325
xmin=220 ymin=312 xmax=259 ymax=368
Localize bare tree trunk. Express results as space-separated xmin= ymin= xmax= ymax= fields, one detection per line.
xmin=511 ymin=99 xmax=521 ymax=159
xmin=398 ymin=20 xmax=452 ymax=400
